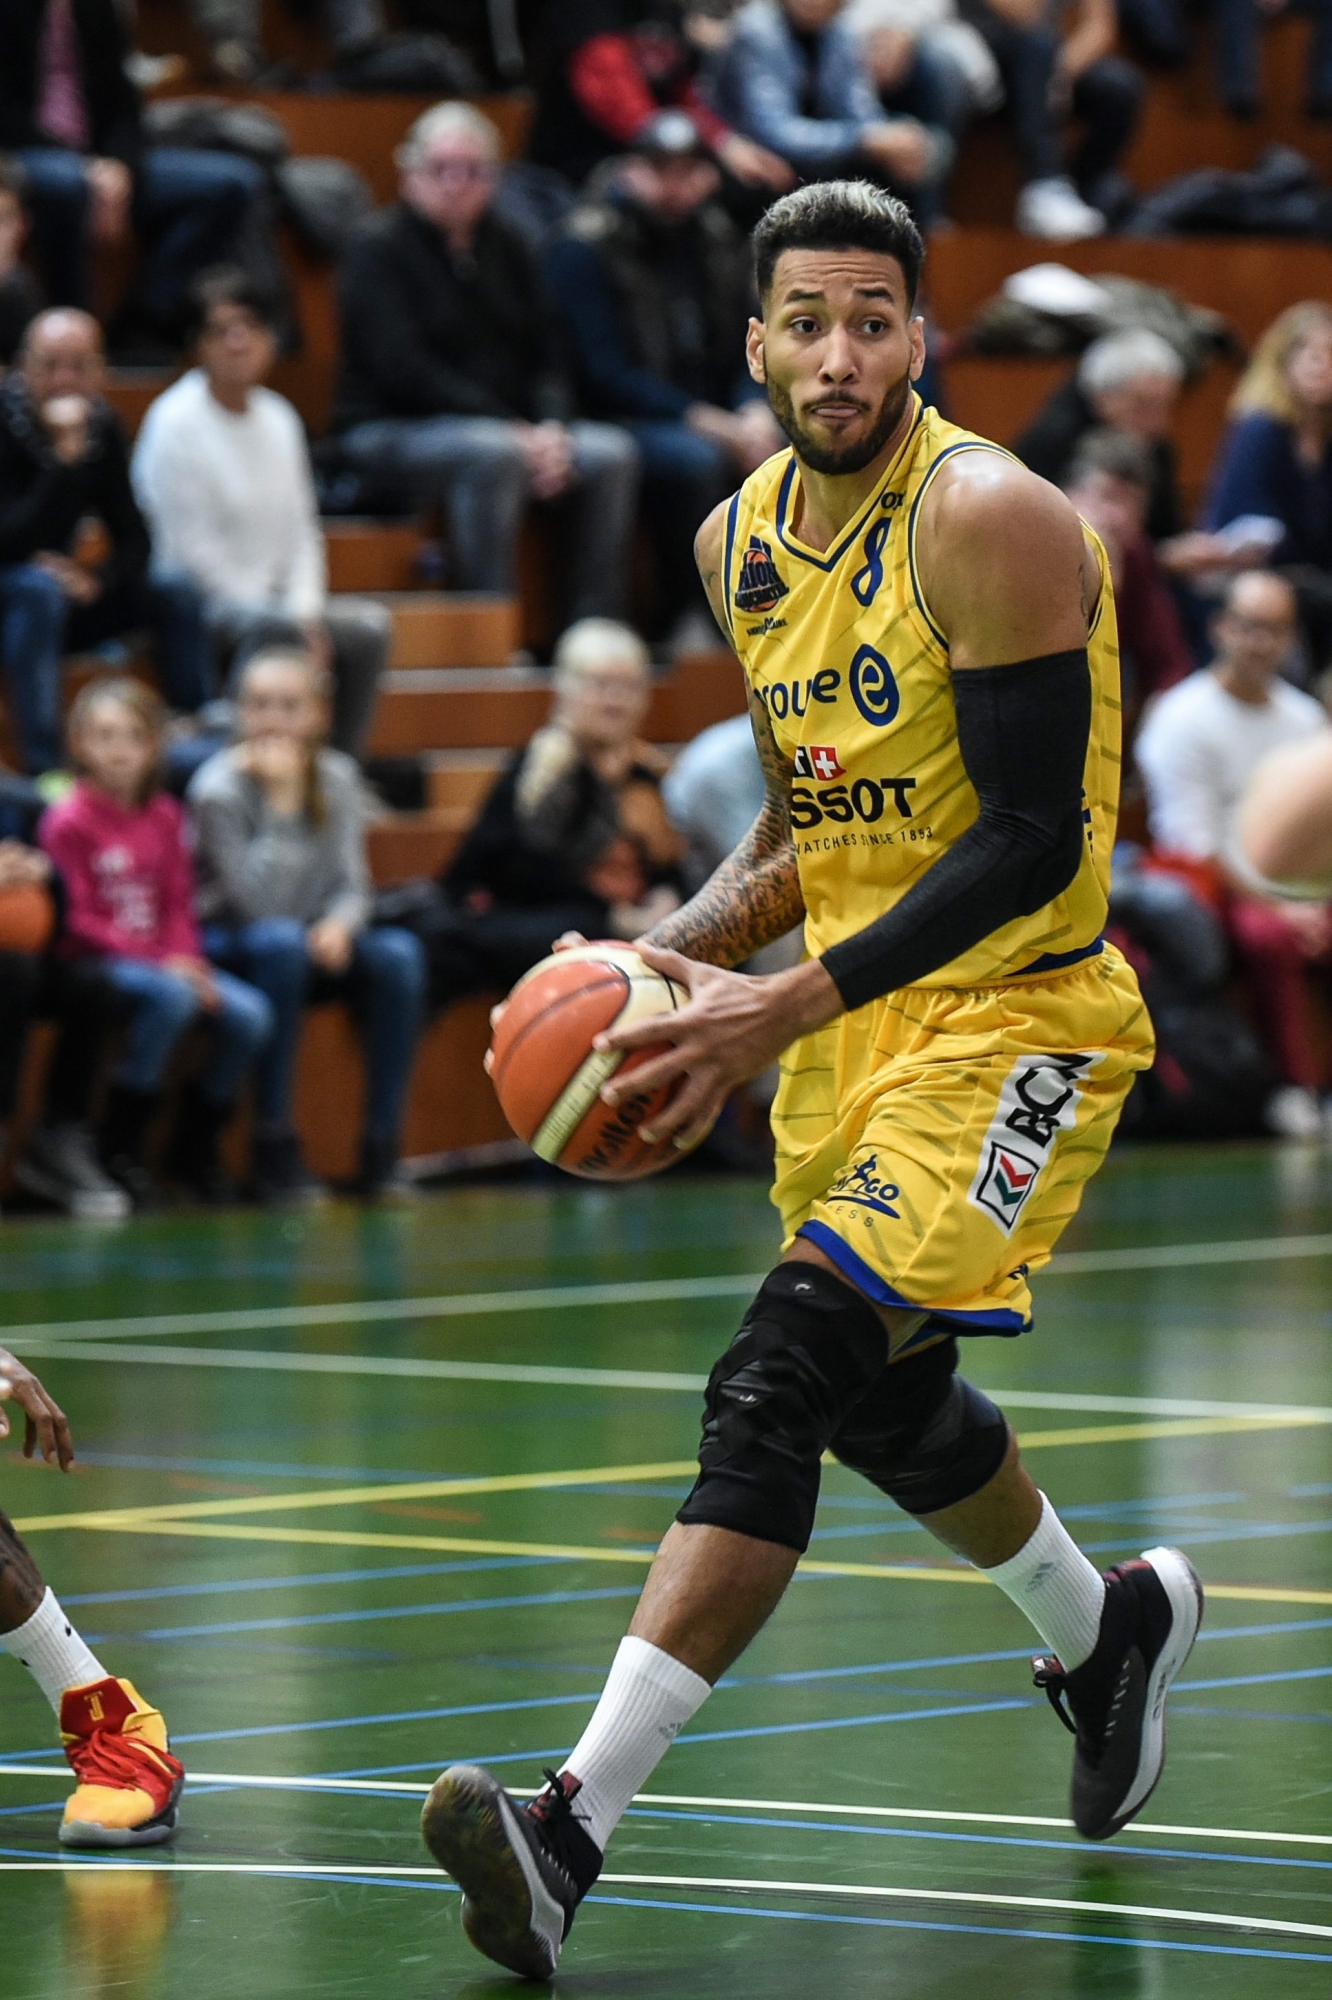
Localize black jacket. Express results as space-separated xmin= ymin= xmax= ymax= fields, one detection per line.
xmin=548 ymin=183 xmax=755 ymax=420
xmin=0 ymin=0 xmax=142 ymax=167
xmin=1013 ymin=377 xmax=1183 ymax=542
xmin=334 ymin=201 xmax=571 ymax=432
xmin=0 ymin=376 xmax=150 ymax=593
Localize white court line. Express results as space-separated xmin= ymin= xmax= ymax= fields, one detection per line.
xmin=2 ymin=1769 xmax=1329 ymax=1850
xmin=10 ymin=1336 xmax=1332 ymax=1422
xmin=0 ymin=1855 xmax=1326 ymax=1941
xmin=7 ymin=1230 xmax=1332 ymax=1350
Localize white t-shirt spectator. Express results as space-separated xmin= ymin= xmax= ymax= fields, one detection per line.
xmin=132 ymin=368 xmax=327 ymax=622
xmin=1136 ymin=667 xmax=1330 ymax=888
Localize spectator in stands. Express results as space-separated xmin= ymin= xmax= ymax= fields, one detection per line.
xmin=334 ymin=101 xmax=640 ymax=636
xmin=957 ymin=0 xmax=1139 ymax=236
xmin=1205 ymin=303 xmax=1332 ymax=674
xmin=1017 ymin=330 xmax=1187 ymax=533
xmin=132 ymin=268 xmax=388 ymax=761
xmin=1063 ymin=429 xmax=1192 ymax=738
xmin=0 ymin=0 xmax=263 ymax=350
xmin=528 ymin=0 xmax=795 ymax=193
xmin=189 ymin=647 xmax=427 ymax=1204
xmin=714 ymin=0 xmax=955 ymax=228
xmin=1213 ymin=0 xmax=1332 ymax=119
xmin=0 ymin=765 xmax=130 ymax=1219
xmin=1136 ymin=570 xmax=1332 ymax=1138
xmin=424 ymin=620 xmax=683 ymax=1011
xmin=0 ymin=162 xmax=42 ymax=368
xmin=547 ymin=111 xmax=783 ymax=645
xmin=846 ymin=0 xmax=1000 ymax=142
xmin=40 ymin=679 xmax=274 ymax=1205
xmin=0 ymin=311 xmax=213 ymax=779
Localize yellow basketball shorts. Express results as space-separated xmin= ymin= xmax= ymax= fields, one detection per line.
xmin=771 ymin=945 xmax=1153 ymax=1336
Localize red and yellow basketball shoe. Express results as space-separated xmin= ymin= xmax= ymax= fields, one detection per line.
xmin=58 ymin=1677 xmax=184 ymax=1849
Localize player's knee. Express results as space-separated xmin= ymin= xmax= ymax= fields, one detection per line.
xmin=834 ymin=1345 xmax=1010 ymax=1515
xmin=676 ymin=1264 xmax=889 ymax=1553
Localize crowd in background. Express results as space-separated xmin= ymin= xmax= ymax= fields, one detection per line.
xmin=0 ymin=0 xmax=1329 ymax=1218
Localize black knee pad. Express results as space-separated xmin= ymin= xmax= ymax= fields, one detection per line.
xmin=830 ymin=1334 xmax=1010 ymax=1516
xmin=676 ymin=1263 xmax=890 ymax=1553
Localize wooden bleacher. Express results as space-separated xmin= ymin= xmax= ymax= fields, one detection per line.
xmin=51 ymin=8 xmax=1332 ymax=1177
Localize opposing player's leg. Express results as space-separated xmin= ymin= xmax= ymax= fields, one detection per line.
xmin=0 ymin=1507 xmax=185 ymax=1847
xmin=827 ymin=1330 xmax=1203 ymax=1841
xmin=422 ymin=1261 xmax=919 ymax=1979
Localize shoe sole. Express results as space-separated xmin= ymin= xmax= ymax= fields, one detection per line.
xmin=11 ymin=1158 xmax=130 ymax=1220
xmin=59 ymin=1789 xmax=182 ymax=1850
xmin=1095 ymin=1545 xmax=1204 ymax=1841
xmin=422 ymin=1764 xmax=564 ymax=1980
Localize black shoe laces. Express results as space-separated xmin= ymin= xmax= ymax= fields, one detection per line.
xmin=1032 ymin=1655 xmax=1077 ymax=1736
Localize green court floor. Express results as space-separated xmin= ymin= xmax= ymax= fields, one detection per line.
xmin=2 ymin=1142 xmax=1332 ymax=1998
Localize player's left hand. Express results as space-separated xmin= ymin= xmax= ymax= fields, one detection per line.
xmin=595 ymin=943 xmax=841 ymax=1150
xmin=0 ymin=1348 xmax=75 ymax=1469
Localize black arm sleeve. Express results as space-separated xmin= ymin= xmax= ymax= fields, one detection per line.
xmin=820 ymin=649 xmax=1092 ymax=1012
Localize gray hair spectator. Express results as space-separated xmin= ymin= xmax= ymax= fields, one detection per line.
xmin=132 ymin=266 xmax=388 ymax=764
xmin=1135 ymin=570 xmax=1332 ymax=1139
xmin=547 ymin=110 xmax=783 ymax=649
xmin=1017 ymin=328 xmax=1187 ymax=541
xmin=332 ymin=101 xmax=641 ymax=637
xmin=714 ymin=0 xmax=956 ymax=229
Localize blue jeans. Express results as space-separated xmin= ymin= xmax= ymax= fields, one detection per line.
xmin=101 ymin=956 xmax=273 ymax=1100
xmin=203 ymin=919 xmax=427 ymax=1148
xmin=14 ymin=146 xmax=262 ymax=325
xmin=0 ymin=564 xmax=213 ymax=774
xmin=1213 ymin=0 xmax=1332 ymax=108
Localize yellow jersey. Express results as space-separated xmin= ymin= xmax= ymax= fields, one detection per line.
xmin=721 ymin=395 xmax=1121 ymax=987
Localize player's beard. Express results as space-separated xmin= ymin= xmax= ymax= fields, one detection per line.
xmin=766 ymin=367 xmax=913 ymax=477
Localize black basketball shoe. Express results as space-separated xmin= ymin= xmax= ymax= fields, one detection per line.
xmin=1033 ymin=1545 xmax=1203 ymax=1841
xmin=422 ymin=1765 xmax=602 ymax=1979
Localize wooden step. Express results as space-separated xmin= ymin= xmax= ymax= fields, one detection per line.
xmin=367 ymin=810 xmax=466 ymax=885
xmin=426 ymin=749 xmax=508 ymax=813
xmin=104 ymin=368 xmax=175 ymax=439
xmin=377 ymin=592 xmax=523 ymax=670
xmin=325 ymin=521 xmax=429 ymax=594
xmin=364 ymin=667 xmax=549 ymax=756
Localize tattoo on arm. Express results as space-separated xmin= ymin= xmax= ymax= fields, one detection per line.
xmin=644 ymin=686 xmax=805 ymax=966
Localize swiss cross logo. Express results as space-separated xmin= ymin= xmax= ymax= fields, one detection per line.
xmin=794 ymin=744 xmax=844 ymax=780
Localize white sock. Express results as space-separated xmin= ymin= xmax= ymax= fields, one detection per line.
xmin=0 ymin=1589 xmax=108 ymax=1714
xmin=559 ymin=1635 xmax=711 ymax=1852
xmin=983 ymin=1494 xmax=1106 ymax=1670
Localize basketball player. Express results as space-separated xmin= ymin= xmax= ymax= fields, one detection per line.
xmin=422 ymin=181 xmax=1202 ymax=1979
xmin=0 ymin=1347 xmax=184 ymax=1847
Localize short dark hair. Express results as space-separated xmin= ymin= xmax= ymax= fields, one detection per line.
xmin=187 ymin=264 xmax=279 ymax=342
xmin=752 ymin=180 xmax=925 ymax=309
xmin=1064 ymin=427 xmax=1154 ymax=495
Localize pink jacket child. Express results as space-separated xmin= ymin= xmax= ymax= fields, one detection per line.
xmin=37 ymin=679 xmax=274 ymax=1205
xmin=41 ymin=785 xmax=202 ymax=964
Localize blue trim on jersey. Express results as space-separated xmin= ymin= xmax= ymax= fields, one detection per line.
xmin=722 ymin=490 xmax=741 ymax=639
xmin=1015 ymin=936 xmax=1104 ymax=978
xmin=772 ymin=408 xmax=923 ymax=573
xmin=797 ymin=1221 xmax=1031 ymax=1334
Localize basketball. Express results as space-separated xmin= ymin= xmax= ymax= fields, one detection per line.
xmin=488 ymin=943 xmax=696 ymax=1180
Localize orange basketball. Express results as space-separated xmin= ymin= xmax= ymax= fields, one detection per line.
xmin=489 ymin=943 xmax=698 ymax=1180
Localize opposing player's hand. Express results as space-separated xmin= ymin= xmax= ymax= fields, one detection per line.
xmin=0 ymin=1349 xmax=74 ymax=1469
xmin=595 ymin=943 xmax=841 ymax=1150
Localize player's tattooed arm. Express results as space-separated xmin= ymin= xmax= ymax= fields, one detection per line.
xmin=643 ymin=685 xmax=805 ymax=966
xmin=641 ymin=501 xmax=805 ymax=967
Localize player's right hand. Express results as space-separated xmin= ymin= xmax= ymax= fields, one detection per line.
xmin=0 ymin=1349 xmax=75 ymax=1469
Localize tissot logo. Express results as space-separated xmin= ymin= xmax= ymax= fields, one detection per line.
xmin=733 ymin=536 xmax=788 ymax=614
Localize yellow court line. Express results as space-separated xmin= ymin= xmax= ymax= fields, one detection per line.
xmin=14 ymin=1413 xmax=1325 ymax=1538
xmin=22 ymin=1513 xmax=1332 ymax=1605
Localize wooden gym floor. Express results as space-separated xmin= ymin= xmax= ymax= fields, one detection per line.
xmin=1 ymin=1141 xmax=1331 ymax=1996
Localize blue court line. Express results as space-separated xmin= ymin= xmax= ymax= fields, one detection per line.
xmin=1174 ymin=1703 xmax=1332 ymax=1727
xmin=84 ymin=1583 xmax=643 ymax=1647
xmin=71 ymin=1452 xmax=465 ymax=1484
xmin=1178 ymin=1665 xmax=1332 ymax=1693
xmin=1085 ymin=1520 xmax=1332 ymax=1555
xmin=61 ymin=1555 xmax=562 ymax=1608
